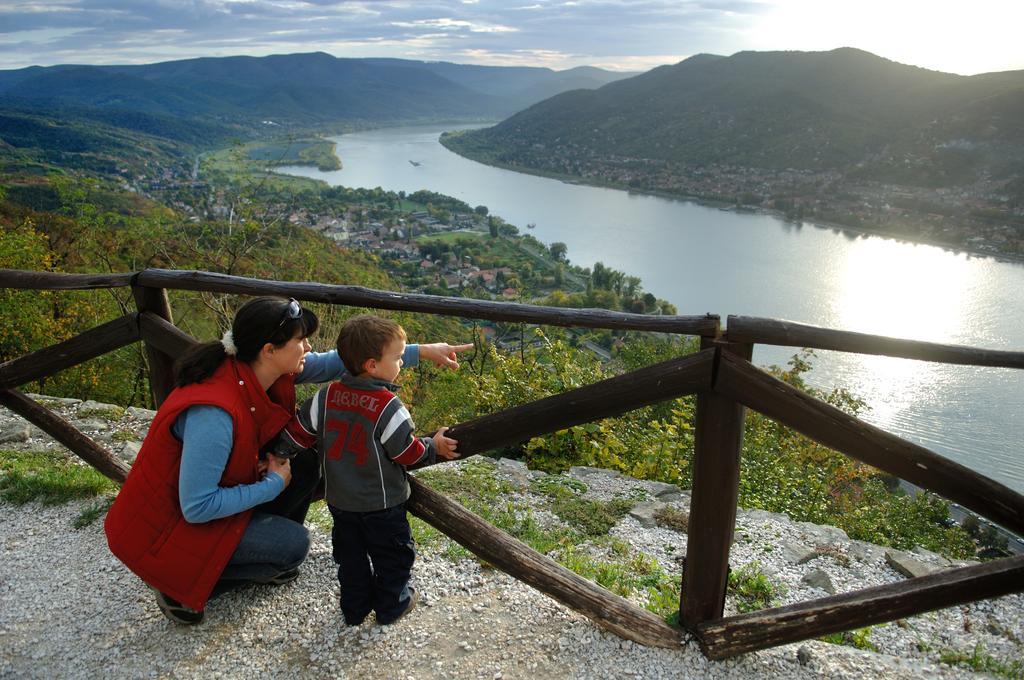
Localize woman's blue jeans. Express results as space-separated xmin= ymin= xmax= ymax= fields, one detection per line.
xmin=212 ymin=512 xmax=310 ymax=596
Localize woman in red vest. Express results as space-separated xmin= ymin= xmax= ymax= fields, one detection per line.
xmin=105 ymin=296 xmax=468 ymax=625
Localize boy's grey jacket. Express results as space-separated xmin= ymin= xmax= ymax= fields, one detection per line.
xmin=275 ymin=374 xmax=437 ymax=512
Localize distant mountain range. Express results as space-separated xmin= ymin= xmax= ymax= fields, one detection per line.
xmin=444 ymin=48 xmax=1024 ymax=183
xmin=0 ymin=52 xmax=632 ymax=131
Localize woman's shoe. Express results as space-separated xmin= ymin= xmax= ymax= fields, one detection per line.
xmin=152 ymin=588 xmax=204 ymax=625
xmin=266 ymin=568 xmax=300 ymax=585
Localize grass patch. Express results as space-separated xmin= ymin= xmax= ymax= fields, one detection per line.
xmin=73 ymin=496 xmax=114 ymax=528
xmin=417 ymin=231 xmax=485 ymax=244
xmin=653 ymin=505 xmax=689 ymax=533
xmin=110 ymin=428 xmax=139 ymax=442
xmin=550 ymin=495 xmax=633 ymax=537
xmin=820 ymin=626 xmax=878 ymax=652
xmin=530 ymin=475 xmax=633 ymax=537
xmin=417 ymin=457 xmax=514 ymax=509
xmin=77 ymin=406 xmax=125 ymax=421
xmin=305 ymin=499 xmax=333 ymax=533
xmin=0 ymin=450 xmax=116 ymax=505
xmin=939 ymin=643 xmax=1024 ymax=679
xmin=414 ymin=460 xmax=685 ymax=624
xmin=727 ymin=561 xmax=778 ymax=613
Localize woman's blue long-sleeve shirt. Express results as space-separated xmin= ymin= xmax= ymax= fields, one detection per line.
xmin=176 ymin=346 xmax=419 ymax=523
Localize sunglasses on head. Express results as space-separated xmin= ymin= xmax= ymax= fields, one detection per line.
xmin=277 ymin=298 xmax=302 ymax=328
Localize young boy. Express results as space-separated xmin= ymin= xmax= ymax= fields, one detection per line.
xmin=272 ymin=314 xmax=458 ymax=625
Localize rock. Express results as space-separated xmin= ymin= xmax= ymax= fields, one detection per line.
xmin=0 ymin=423 xmax=32 ymax=444
xmin=495 ymin=458 xmax=533 ymax=488
xmin=75 ymin=418 xmax=110 ymax=432
xmin=848 ymin=540 xmax=886 ymax=563
xmin=780 ymin=540 xmax=816 ymax=565
xmin=802 ymin=568 xmax=837 ymax=595
xmin=950 ymin=558 xmax=981 ymax=568
xmin=740 ymin=508 xmax=792 ymax=525
xmin=118 ymin=441 xmax=143 ymax=462
xmin=985 ymin=618 xmax=1004 ymax=636
xmin=26 ymin=393 xmax=80 ymax=406
xmin=568 ymin=466 xmax=622 ymax=482
xmin=645 ymin=481 xmax=680 ymax=498
xmin=797 ymin=645 xmax=813 ymax=666
xmin=795 ymin=521 xmax=849 ymax=544
xmin=885 ymin=549 xmax=944 ymax=578
xmin=911 ymin=546 xmax=952 ymax=567
xmin=126 ymin=406 xmax=157 ymax=421
xmin=628 ymin=501 xmax=666 ymax=528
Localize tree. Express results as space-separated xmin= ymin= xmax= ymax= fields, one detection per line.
xmin=474 ymin=205 xmax=489 ymax=217
xmin=488 ymin=215 xmax=499 ymax=238
xmin=549 ymin=242 xmax=568 ymax=262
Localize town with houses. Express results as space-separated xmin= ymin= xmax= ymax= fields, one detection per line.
xmin=292 ymin=208 xmax=526 ymax=299
xmin=518 ymin=153 xmax=1024 ymax=259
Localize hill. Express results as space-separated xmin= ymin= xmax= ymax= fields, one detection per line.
xmin=0 ymin=52 xmax=633 ymax=129
xmin=0 ymin=52 xmax=633 ymax=185
xmin=443 ymin=48 xmax=1024 ymax=180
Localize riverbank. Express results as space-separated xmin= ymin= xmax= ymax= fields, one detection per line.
xmin=2 ymin=395 xmax=1023 ymax=678
xmin=437 ymin=134 xmax=1024 ymax=266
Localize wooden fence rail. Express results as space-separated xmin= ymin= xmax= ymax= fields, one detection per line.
xmin=0 ymin=314 xmax=141 ymax=390
xmin=727 ymin=315 xmax=1024 ymax=368
xmin=714 ymin=350 xmax=1024 ymax=536
xmin=3 ymin=267 xmax=1023 ymax=660
xmin=135 ymin=268 xmax=721 ymax=335
xmin=697 ymin=554 xmax=1024 ymax=659
xmin=449 ymin=349 xmax=714 ymax=456
xmin=0 ymin=269 xmax=134 ymax=290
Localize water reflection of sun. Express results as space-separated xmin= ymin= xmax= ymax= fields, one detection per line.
xmin=832 ymin=239 xmax=975 ymax=429
xmin=835 ymin=238 xmax=972 ymax=342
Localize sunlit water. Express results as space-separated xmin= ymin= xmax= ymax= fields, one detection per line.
xmin=280 ymin=125 xmax=1024 ymax=494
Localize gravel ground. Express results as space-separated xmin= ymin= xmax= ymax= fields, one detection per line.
xmin=1 ymin=396 xmax=1022 ymax=679
xmin=0 ymin=495 xmax=992 ymax=680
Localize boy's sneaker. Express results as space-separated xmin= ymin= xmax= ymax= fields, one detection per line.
xmin=152 ymin=589 xmax=204 ymax=625
xmin=266 ymin=568 xmax=300 ymax=585
xmin=379 ymin=587 xmax=418 ymax=626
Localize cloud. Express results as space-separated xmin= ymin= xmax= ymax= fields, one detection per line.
xmin=0 ymin=0 xmax=1019 ymax=74
xmin=389 ymin=18 xmax=518 ymax=33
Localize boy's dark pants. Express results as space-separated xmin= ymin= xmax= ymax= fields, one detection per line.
xmin=329 ymin=503 xmax=415 ymax=625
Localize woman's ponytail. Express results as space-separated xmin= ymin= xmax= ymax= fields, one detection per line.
xmin=174 ymin=341 xmax=228 ymax=387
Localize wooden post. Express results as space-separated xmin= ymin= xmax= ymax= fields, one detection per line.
xmin=132 ymin=283 xmax=176 ymax=407
xmin=681 ymin=340 xmax=752 ymax=631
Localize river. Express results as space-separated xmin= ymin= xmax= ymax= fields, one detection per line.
xmin=280 ymin=124 xmax=1024 ymax=496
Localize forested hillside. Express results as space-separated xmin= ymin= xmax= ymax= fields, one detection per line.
xmin=442 ymin=48 xmax=1024 ymax=255
xmin=446 ymin=48 xmax=1024 ymax=176
xmin=0 ymin=52 xmax=631 ymax=130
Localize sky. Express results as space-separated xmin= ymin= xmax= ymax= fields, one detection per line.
xmin=0 ymin=0 xmax=1021 ymax=75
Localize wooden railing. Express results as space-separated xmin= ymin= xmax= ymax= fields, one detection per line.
xmin=2 ymin=267 xmax=1023 ymax=657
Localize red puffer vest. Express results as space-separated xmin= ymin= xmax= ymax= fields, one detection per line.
xmin=104 ymin=358 xmax=295 ymax=611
